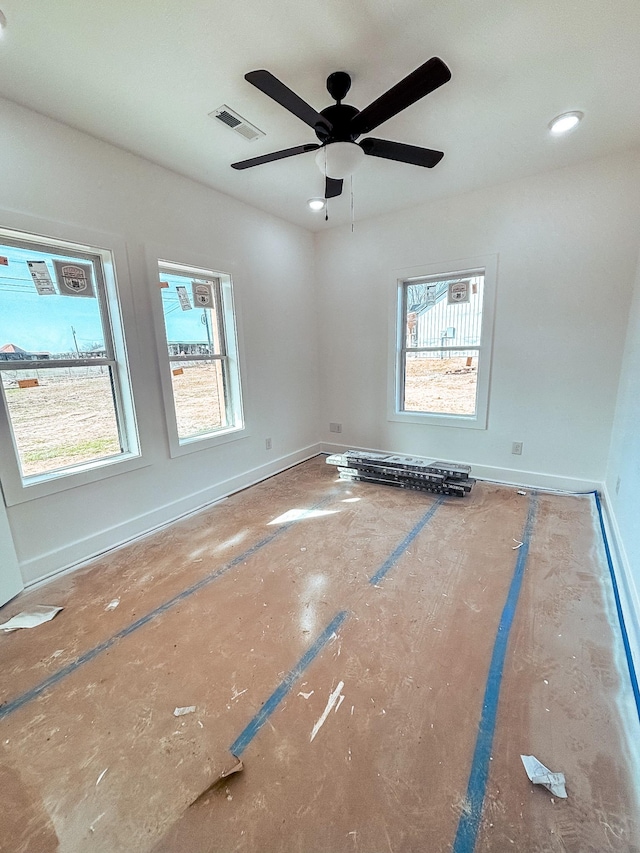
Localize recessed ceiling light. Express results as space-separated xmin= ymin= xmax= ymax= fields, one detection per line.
xmin=307 ymin=198 xmax=326 ymax=212
xmin=548 ymin=111 xmax=583 ymax=135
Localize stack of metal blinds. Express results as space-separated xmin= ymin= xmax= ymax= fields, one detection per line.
xmin=326 ymin=451 xmax=475 ymax=498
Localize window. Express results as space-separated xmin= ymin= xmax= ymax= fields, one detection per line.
xmin=0 ymin=227 xmax=139 ymax=496
xmin=391 ymin=256 xmax=496 ymax=429
xmin=157 ymin=260 xmax=243 ymax=450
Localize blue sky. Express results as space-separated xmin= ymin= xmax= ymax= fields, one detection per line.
xmin=0 ymin=244 xmax=212 ymax=354
xmin=160 ymin=272 xmax=216 ymax=346
xmin=0 ymin=244 xmax=104 ymax=353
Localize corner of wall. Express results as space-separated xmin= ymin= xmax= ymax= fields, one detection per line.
xmin=598 ymin=484 xmax=640 ymax=706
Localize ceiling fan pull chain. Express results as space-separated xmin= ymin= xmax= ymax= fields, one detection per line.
xmin=325 ymin=148 xmax=329 ymax=221
xmin=350 ymin=174 xmax=355 ymax=233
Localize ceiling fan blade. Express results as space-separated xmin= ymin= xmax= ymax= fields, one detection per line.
xmin=350 ymin=58 xmax=451 ymax=136
xmin=231 ymin=144 xmax=320 ymax=170
xmin=325 ymin=176 xmax=343 ymax=198
xmin=245 ymin=70 xmax=332 ymax=133
xmin=360 ymin=138 xmax=444 ymax=168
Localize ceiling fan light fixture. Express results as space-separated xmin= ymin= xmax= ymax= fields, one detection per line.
xmin=548 ymin=111 xmax=583 ymax=135
xmin=315 ymin=142 xmax=365 ymax=179
xmin=307 ymin=198 xmax=326 ymax=211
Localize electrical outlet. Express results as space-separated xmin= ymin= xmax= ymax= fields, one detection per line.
xmin=265 ymin=437 xmax=272 ymax=450
xmin=329 ymin=422 xmax=342 ymax=434
xmin=511 ymin=441 xmax=523 ymax=455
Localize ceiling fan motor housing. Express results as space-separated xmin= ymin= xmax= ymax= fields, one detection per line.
xmin=326 ymin=71 xmax=352 ymax=103
xmin=315 ymin=102 xmax=360 ymax=143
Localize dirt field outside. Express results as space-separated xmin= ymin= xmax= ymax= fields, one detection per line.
xmin=169 ymin=361 xmax=224 ymax=439
xmin=2 ymin=368 xmax=121 ymax=477
xmin=404 ymin=355 xmax=478 ymax=415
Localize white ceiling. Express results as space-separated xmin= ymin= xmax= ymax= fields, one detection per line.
xmin=0 ymin=0 xmax=639 ymax=231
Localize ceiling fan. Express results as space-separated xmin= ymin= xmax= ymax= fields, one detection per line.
xmin=231 ymin=58 xmax=451 ymax=200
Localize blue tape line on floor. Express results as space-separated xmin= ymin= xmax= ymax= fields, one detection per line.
xmin=230 ymin=495 xmax=444 ymax=755
xmin=452 ymin=493 xmax=538 ymax=853
xmin=230 ymin=610 xmax=349 ymax=757
xmin=369 ymin=496 xmax=444 ymax=585
xmin=593 ymin=491 xmax=640 ymax=723
xmin=0 ymin=495 xmax=336 ymax=721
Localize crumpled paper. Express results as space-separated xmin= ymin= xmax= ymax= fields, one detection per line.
xmin=521 ymin=754 xmax=567 ymax=798
xmin=0 ymin=605 xmax=63 ymax=633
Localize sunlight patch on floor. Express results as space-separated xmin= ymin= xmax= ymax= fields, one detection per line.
xmin=268 ymin=508 xmax=339 ymax=525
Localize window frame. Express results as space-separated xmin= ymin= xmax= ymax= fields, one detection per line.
xmin=388 ymin=254 xmax=497 ymax=430
xmin=151 ymin=252 xmax=246 ymax=457
xmin=0 ymin=214 xmax=145 ymax=506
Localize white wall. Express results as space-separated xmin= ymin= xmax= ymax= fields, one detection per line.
xmin=0 ymin=97 xmax=320 ymax=584
xmin=0 ymin=497 xmax=22 ymax=605
xmin=605 ymin=246 xmax=640 ymax=660
xmin=315 ymin=150 xmax=640 ymax=490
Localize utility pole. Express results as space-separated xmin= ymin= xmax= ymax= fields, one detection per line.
xmin=202 ymin=310 xmax=212 ymax=353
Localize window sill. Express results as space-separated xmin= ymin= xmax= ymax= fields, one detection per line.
xmin=169 ymin=423 xmax=249 ymax=458
xmin=2 ymin=451 xmax=150 ymax=507
xmin=388 ymin=410 xmax=488 ymax=430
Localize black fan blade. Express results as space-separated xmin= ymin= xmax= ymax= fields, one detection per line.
xmin=350 ymin=58 xmax=451 ymax=136
xmin=325 ymin=176 xmax=343 ymax=198
xmin=245 ymin=70 xmax=332 ymax=133
xmin=231 ymin=144 xmax=320 ymax=170
xmin=360 ymin=138 xmax=444 ymax=168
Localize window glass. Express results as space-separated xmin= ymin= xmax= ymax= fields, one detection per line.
xmin=391 ymin=262 xmax=498 ymax=431
xmin=160 ymin=274 xmax=223 ymax=358
xmin=401 ymin=274 xmax=484 ymax=417
xmin=4 ymin=367 xmax=121 ymax=476
xmin=169 ymin=360 xmax=226 ymax=439
xmin=403 ymin=348 xmax=480 ymax=415
xmin=0 ymin=244 xmax=107 ymax=353
xmin=157 ymin=262 xmax=243 ymax=446
xmin=0 ymin=232 xmax=137 ymax=482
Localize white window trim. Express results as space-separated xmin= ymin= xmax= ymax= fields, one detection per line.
xmin=387 ymin=254 xmax=498 ymax=430
xmin=0 ymin=212 xmax=147 ymax=506
xmin=146 ymin=245 xmax=248 ymax=458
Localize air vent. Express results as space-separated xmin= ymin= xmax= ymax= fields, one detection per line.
xmin=210 ymin=105 xmax=265 ymax=141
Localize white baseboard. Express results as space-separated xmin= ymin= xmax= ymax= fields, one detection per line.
xmin=598 ymin=485 xmax=640 ymax=685
xmin=22 ymin=443 xmax=323 ymax=589
xmin=319 ymin=442 xmax=600 ymax=493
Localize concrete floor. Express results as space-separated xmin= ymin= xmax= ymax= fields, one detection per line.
xmin=0 ymin=456 xmax=638 ymax=852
